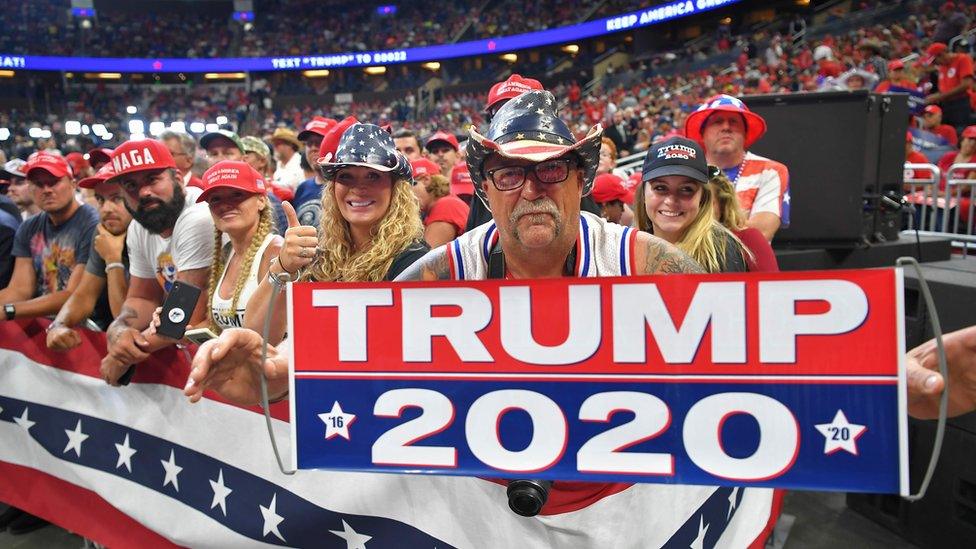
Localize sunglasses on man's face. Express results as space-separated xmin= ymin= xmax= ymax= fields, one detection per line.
xmin=485 ymin=158 xmax=576 ymax=192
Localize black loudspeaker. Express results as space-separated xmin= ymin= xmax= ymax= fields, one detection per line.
xmin=902 ymin=258 xmax=976 ymax=349
xmin=742 ymin=91 xmax=909 ymax=245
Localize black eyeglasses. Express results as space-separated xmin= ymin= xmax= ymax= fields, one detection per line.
xmin=485 ymin=158 xmax=575 ymax=191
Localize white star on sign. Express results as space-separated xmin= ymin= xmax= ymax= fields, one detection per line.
xmin=14 ymin=407 xmax=35 ymax=431
xmin=727 ymin=486 xmax=739 ymax=519
xmin=815 ymin=410 xmax=867 ymax=455
xmin=330 ymin=519 xmax=372 ymax=549
xmin=115 ymin=433 xmax=137 ymax=473
xmin=209 ymin=469 xmax=233 ymax=516
xmin=63 ymin=419 xmax=89 ymax=457
xmin=319 ymin=401 xmax=356 ymax=440
xmin=535 ymin=108 xmax=546 ymax=115
xmin=783 ymin=191 xmax=791 ymax=204
xmin=690 ymin=515 xmax=709 ymax=549
xmin=161 ymin=449 xmax=183 ymax=491
xmin=260 ymin=493 xmax=286 ymax=542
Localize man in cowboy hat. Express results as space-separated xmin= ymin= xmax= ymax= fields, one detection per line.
xmin=398 ymin=89 xmax=701 ymax=279
xmin=271 ymin=127 xmax=305 ymax=193
xmin=394 ymin=91 xmax=783 ymax=544
xmin=684 ymin=94 xmax=790 ymax=241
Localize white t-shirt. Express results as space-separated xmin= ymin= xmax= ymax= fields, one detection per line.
xmin=273 ymin=152 xmax=304 ymax=192
xmin=126 ymin=186 xmax=215 ymax=292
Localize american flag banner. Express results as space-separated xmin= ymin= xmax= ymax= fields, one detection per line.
xmin=0 ymin=319 xmax=782 ymax=548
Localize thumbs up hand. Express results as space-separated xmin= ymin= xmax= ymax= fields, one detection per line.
xmin=278 ymin=201 xmax=319 ymax=274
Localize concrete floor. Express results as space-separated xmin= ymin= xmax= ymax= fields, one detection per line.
xmin=1 ymin=493 xmax=919 ymax=548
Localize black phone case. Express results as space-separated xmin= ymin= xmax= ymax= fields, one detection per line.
xmin=157 ymin=281 xmax=202 ymax=340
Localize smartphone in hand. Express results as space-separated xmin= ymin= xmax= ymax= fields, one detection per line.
xmin=157 ymin=281 xmax=202 ymax=340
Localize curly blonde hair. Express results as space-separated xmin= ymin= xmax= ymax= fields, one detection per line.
xmin=208 ymin=200 xmax=276 ymax=333
xmin=302 ymin=178 xmax=423 ymax=282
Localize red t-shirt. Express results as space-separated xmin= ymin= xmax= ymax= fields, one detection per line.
xmin=938 ymin=53 xmax=975 ymax=100
xmin=425 ymin=195 xmax=469 ymax=235
xmin=905 ymin=150 xmax=934 ymax=181
xmin=929 ymin=124 xmax=959 ymax=146
xmin=733 ymin=227 xmax=779 ymax=272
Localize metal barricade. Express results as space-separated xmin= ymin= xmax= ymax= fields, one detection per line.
xmin=943 ymin=164 xmax=976 ymax=255
xmin=903 ymin=163 xmax=941 ymax=231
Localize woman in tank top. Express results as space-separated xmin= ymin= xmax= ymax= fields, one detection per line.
xmin=199 ymin=160 xmax=282 ymax=331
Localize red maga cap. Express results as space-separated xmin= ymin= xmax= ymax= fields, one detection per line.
xmin=411 ymin=158 xmax=441 ymax=178
xmin=485 ymin=74 xmax=544 ymax=111
xmin=197 ymin=160 xmax=268 ymax=203
xmin=962 ymin=125 xmax=976 ymax=139
xmin=450 ymin=163 xmax=474 ymax=196
xmin=86 ymin=147 xmax=114 ymax=166
xmin=78 ymin=162 xmax=117 ymax=189
xmin=298 ymin=116 xmax=338 ymax=142
xmin=24 ymin=152 xmax=73 ymax=180
xmin=923 ymin=42 xmax=948 ymax=65
xmin=108 ymin=139 xmax=177 ymax=181
xmin=317 ymin=116 xmax=359 ymax=164
xmin=425 ymin=130 xmax=459 ymax=152
xmin=591 ymin=173 xmax=630 ymax=204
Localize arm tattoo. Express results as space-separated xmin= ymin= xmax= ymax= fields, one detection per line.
xmin=644 ymin=238 xmax=705 ymax=274
xmin=393 ymin=248 xmax=453 ymax=282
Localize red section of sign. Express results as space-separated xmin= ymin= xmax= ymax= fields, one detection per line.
xmin=291 ymin=269 xmax=901 ymax=376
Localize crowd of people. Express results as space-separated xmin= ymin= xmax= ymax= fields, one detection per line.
xmin=0 ymin=0 xmax=651 ymax=58
xmin=4 ymin=1 xmax=976 ymax=540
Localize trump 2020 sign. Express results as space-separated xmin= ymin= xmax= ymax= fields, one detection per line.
xmin=287 ymin=269 xmax=908 ymax=494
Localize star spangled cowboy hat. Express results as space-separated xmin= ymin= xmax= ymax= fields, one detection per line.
xmin=466 ymin=89 xmax=603 ymax=205
xmin=317 ymin=122 xmax=412 ymax=183
xmin=684 ymin=94 xmax=767 ymax=149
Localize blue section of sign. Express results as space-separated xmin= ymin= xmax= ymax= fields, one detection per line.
xmin=294 ymin=378 xmax=901 ymax=493
xmin=0 ymin=0 xmax=740 ymax=73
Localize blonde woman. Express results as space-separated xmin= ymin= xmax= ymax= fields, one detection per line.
xmin=709 ymin=169 xmax=779 ymax=272
xmin=148 ymin=161 xmax=281 ymax=339
xmin=198 ymin=161 xmax=282 ymax=331
xmin=634 ymin=136 xmax=749 ymax=273
xmin=243 ymin=123 xmax=428 ymax=346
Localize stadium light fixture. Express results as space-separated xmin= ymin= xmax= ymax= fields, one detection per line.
xmin=216 ymin=115 xmax=228 ymax=125
xmin=126 ymin=105 xmax=137 ymax=114
xmin=40 ymin=130 xmax=52 ymax=139
xmin=0 ymin=70 xmax=14 ymax=78
xmin=0 ymin=128 xmax=9 ymax=141
xmin=82 ymin=125 xmax=90 ymax=135
xmin=204 ymin=73 xmax=246 ymax=80
xmin=205 ymin=123 xmax=219 ymax=133
xmin=303 ymin=70 xmax=330 ymax=78
xmin=170 ymin=121 xmax=187 ymax=133
xmin=190 ymin=122 xmax=206 ymax=134
xmin=128 ymin=120 xmax=145 ymax=135
xmin=28 ymin=127 xmax=43 ymax=138
xmin=130 ymin=133 xmax=146 ymax=141
xmin=149 ymin=121 xmax=166 ymax=137
xmin=92 ymin=124 xmax=108 ymax=136
xmin=97 ymin=73 xmax=123 ymax=80
xmin=421 ymin=62 xmax=441 ymax=71
xmin=500 ymin=53 xmax=518 ymax=63
xmin=720 ymin=16 xmax=732 ymax=25
xmin=561 ymin=45 xmax=579 ymax=54
xmin=65 ymin=121 xmax=82 ymax=136
xmin=103 ymin=133 xmax=114 ymax=141
xmin=364 ymin=66 xmax=387 ymax=75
